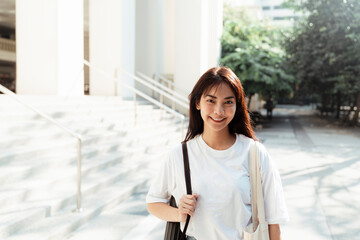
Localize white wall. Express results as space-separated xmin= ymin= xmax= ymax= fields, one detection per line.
xmin=121 ymin=0 xmax=135 ymax=99
xmin=89 ymin=0 xmax=122 ymax=96
xmin=135 ymin=0 xmax=165 ymax=97
xmin=164 ymin=0 xmax=175 ymax=75
xmin=174 ymin=0 xmax=223 ymax=96
xmin=208 ymin=0 xmax=223 ymax=67
xmin=16 ymin=0 xmax=84 ymax=95
xmin=89 ymin=0 xmax=135 ymax=97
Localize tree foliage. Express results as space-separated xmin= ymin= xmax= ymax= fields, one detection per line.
xmin=284 ymin=0 xmax=360 ymax=123
xmin=220 ymin=6 xmax=295 ymax=104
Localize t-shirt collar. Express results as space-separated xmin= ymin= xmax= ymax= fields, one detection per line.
xmin=196 ymin=133 xmax=239 ymax=158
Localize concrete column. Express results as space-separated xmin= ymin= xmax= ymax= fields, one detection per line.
xmin=135 ymin=0 xmax=165 ymax=96
xmin=16 ymin=0 xmax=84 ymax=95
xmin=164 ymin=0 xmax=174 ymax=75
xmin=173 ymin=0 xmax=223 ymax=96
xmin=208 ymin=0 xmax=223 ymax=67
xmin=89 ymin=0 xmax=135 ymax=97
xmin=121 ymin=0 xmax=136 ymax=99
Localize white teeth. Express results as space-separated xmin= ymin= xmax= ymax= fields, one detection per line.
xmin=211 ymin=117 xmax=224 ymax=121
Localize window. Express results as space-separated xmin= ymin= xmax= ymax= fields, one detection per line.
xmin=274 ymin=5 xmax=284 ymax=10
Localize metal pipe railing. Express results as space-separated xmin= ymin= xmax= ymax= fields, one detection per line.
xmin=136 ymin=71 xmax=189 ymax=104
xmin=83 ymin=60 xmax=186 ymax=138
xmin=155 ymin=73 xmax=189 ymax=99
xmin=121 ymin=70 xmax=189 ymax=110
xmin=0 ymin=37 xmax=16 ymax=52
xmin=0 ymin=84 xmax=83 ymax=212
xmin=156 ymin=73 xmax=174 ymax=87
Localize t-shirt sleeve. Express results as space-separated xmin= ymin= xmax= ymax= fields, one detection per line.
xmin=258 ymin=143 xmax=290 ymax=224
xmin=146 ymin=150 xmax=176 ymax=204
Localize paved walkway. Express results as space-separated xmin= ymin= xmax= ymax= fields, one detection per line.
xmin=82 ymin=105 xmax=360 ymax=240
xmin=138 ymin=105 xmax=360 ymax=240
xmin=257 ymin=105 xmax=360 ymax=240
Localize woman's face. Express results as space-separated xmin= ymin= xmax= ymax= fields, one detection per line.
xmin=196 ymin=83 xmax=236 ymax=135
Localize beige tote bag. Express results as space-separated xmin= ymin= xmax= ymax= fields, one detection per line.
xmin=243 ymin=141 xmax=270 ymax=240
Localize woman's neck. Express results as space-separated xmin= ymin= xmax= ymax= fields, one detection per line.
xmin=202 ymin=129 xmax=236 ymax=150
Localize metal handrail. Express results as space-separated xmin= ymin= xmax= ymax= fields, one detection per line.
xmin=121 ymin=70 xmax=189 ymax=110
xmin=137 ymin=71 xmax=189 ymax=104
xmin=156 ymin=73 xmax=174 ymax=87
xmin=155 ymin=73 xmax=189 ymax=98
xmin=83 ymin=60 xmax=187 ymax=138
xmin=0 ymin=84 xmax=83 ymax=212
xmin=0 ymin=37 xmax=16 ymax=52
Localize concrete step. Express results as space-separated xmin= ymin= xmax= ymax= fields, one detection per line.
xmin=0 ymin=150 xmax=153 ymax=214
xmin=0 ymin=124 xmax=181 ymax=188
xmin=0 ymin=104 xmax=156 ymax=122
xmin=2 ymin=168 xmax=151 ymax=240
xmin=0 ymin=208 xmax=48 ymax=239
xmin=65 ymin=188 xmax=165 ymax=240
xmin=0 ymin=111 xmax=175 ymax=135
xmin=0 ymin=120 xmax=181 ymax=162
xmin=0 ymin=114 xmax=177 ymax=149
xmin=0 ymin=95 xmax=150 ymax=109
xmin=0 ymin=95 xmax=185 ymax=239
xmin=0 ymin=109 xmax=171 ymax=129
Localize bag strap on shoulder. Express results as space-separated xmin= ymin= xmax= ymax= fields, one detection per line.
xmin=181 ymin=142 xmax=192 ymax=239
xmin=249 ymin=141 xmax=267 ymax=230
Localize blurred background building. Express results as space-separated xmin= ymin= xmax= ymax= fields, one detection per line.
xmin=0 ymin=0 xmax=223 ymax=100
xmin=225 ymin=0 xmax=301 ymax=25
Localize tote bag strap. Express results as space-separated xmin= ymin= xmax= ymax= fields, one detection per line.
xmin=249 ymin=141 xmax=266 ymax=230
xmin=181 ymin=142 xmax=192 ymax=239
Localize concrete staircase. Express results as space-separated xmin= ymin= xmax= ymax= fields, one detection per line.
xmin=0 ymin=95 xmax=185 ymax=240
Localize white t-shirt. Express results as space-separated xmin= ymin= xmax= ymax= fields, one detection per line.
xmin=146 ymin=134 xmax=289 ymax=240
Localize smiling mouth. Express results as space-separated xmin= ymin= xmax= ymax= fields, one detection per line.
xmin=210 ymin=116 xmax=225 ymax=123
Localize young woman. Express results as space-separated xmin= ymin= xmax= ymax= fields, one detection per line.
xmin=146 ymin=67 xmax=289 ymax=240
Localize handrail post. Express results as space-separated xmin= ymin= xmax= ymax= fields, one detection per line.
xmin=114 ymin=69 xmax=118 ymax=96
xmin=0 ymin=83 xmax=84 ymax=213
xmin=114 ymin=80 xmax=117 ymax=96
xmin=160 ymin=93 xmax=164 ymax=105
xmin=74 ymin=138 xmax=83 ymax=212
xmin=134 ymin=92 xmax=137 ymax=126
xmin=155 ymin=74 xmax=159 ymax=99
xmin=160 ymin=94 xmax=164 ymax=120
xmin=151 ymin=74 xmax=155 ymax=98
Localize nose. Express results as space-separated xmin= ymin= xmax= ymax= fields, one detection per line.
xmin=214 ymin=104 xmax=224 ymax=115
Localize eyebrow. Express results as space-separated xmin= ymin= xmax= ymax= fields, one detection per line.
xmin=206 ymin=94 xmax=235 ymax=99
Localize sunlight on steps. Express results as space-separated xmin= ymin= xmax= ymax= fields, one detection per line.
xmin=0 ymin=95 xmax=186 ymax=240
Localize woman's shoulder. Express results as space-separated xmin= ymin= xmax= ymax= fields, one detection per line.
xmin=236 ymin=134 xmax=271 ymax=169
xmin=170 ymin=136 xmax=199 ymax=154
xmin=236 ymin=133 xmax=267 ymax=153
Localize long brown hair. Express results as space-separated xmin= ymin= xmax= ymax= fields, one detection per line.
xmin=184 ymin=66 xmax=257 ymax=142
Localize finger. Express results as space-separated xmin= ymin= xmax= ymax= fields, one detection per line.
xmin=181 ymin=202 xmax=195 ymax=212
xmin=182 ymin=208 xmax=193 ymax=217
xmin=183 ymin=194 xmax=196 ymax=200
xmin=180 ymin=204 xmax=195 ymax=212
xmin=182 ymin=197 xmax=197 ymax=205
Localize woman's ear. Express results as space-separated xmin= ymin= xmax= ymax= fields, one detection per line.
xmin=196 ymin=102 xmax=200 ymax=110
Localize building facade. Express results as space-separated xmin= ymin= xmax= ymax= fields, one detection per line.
xmin=0 ymin=0 xmax=223 ymax=98
xmin=225 ymin=0 xmax=301 ymax=26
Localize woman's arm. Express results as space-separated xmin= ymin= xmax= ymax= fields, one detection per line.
xmin=147 ymin=202 xmax=181 ymax=222
xmin=269 ymin=224 xmax=281 ymax=240
xmin=147 ymin=194 xmax=198 ymax=223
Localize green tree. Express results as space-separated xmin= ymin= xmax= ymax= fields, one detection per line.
xmin=284 ymin=0 xmax=360 ymax=124
xmin=221 ymin=7 xmax=294 ymax=109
